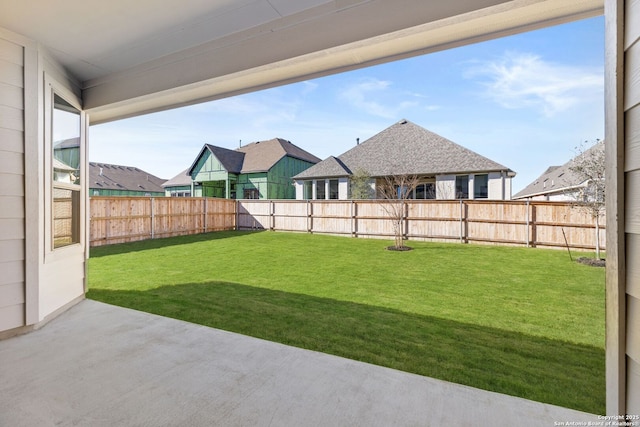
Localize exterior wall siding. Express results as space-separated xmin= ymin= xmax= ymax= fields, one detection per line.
xmin=607 ymin=0 xmax=639 ymax=413
xmin=616 ymin=0 xmax=640 ymax=413
xmin=266 ymin=157 xmax=316 ymax=199
xmin=191 ymin=151 xmax=229 ymax=183
xmin=164 ymin=185 xmax=191 ymax=197
xmin=0 ymin=36 xmax=25 ymax=332
xmin=236 ymin=173 xmax=268 ymax=199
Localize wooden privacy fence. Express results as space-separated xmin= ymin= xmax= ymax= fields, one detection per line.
xmin=90 ymin=197 xmax=605 ymax=251
xmin=90 ymin=197 xmax=236 ymax=247
xmin=237 ymin=199 xmax=606 ymax=251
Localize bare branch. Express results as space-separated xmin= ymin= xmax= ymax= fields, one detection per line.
xmin=377 ymin=174 xmax=421 ymax=249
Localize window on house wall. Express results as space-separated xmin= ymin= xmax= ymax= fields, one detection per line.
xmin=414 ymin=183 xmax=436 ymax=199
xmin=304 ymin=181 xmax=313 ymax=200
xmin=474 ymin=174 xmax=488 ymax=199
xmin=329 ymin=179 xmax=339 ymax=199
xmin=52 ymin=94 xmax=81 ymax=249
xmin=425 ymin=183 xmax=436 ymax=199
xmin=455 ymin=175 xmax=469 ymax=199
xmin=316 ymin=180 xmax=326 ymax=199
xmin=244 ymin=188 xmax=259 ymax=199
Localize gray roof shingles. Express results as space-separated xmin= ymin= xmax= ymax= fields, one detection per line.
xmin=513 ymin=141 xmax=604 ymax=199
xmin=90 ymin=163 xmax=166 ymax=193
xmin=162 ymin=168 xmax=191 ymax=187
xmin=294 ymin=119 xmax=512 ymax=179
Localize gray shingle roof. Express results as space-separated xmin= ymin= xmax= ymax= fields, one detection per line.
xmin=162 ymin=168 xmax=191 ymax=187
xmin=513 ymin=141 xmax=605 ymax=199
xmin=90 ymin=163 xmax=166 ymax=193
xmin=294 ymin=119 xmax=513 ymax=179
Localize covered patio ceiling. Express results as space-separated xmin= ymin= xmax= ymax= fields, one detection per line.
xmin=0 ymin=0 xmax=602 ymax=123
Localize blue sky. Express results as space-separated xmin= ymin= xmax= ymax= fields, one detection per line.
xmin=89 ymin=16 xmax=604 ymax=193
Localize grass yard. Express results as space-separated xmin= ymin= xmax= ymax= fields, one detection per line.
xmin=88 ymin=231 xmax=605 ymax=414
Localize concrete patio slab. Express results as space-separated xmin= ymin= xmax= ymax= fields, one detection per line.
xmin=0 ymin=300 xmax=599 ymax=426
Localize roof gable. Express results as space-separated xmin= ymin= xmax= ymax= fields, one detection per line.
xmin=295 ymin=119 xmax=512 ymax=179
xmin=188 ymin=144 xmax=245 ymax=176
xmin=294 ymin=156 xmax=351 ymax=179
xmin=90 ymin=162 xmax=166 ymax=193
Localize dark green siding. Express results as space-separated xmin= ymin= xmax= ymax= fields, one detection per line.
xmin=180 ymin=152 xmax=316 ymax=200
xmin=265 ymin=157 xmax=316 ymax=199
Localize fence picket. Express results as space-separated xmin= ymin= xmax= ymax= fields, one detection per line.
xmin=90 ymin=197 xmax=605 ymax=251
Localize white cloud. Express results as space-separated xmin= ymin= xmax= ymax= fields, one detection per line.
xmin=465 ymin=52 xmax=603 ymax=117
xmin=339 ymin=78 xmax=420 ymax=119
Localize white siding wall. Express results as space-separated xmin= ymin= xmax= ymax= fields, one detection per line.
xmin=435 ymin=175 xmax=456 ymax=199
xmin=625 ymin=0 xmax=640 ymax=411
xmin=0 ymin=36 xmax=25 ymax=332
xmin=294 ymin=181 xmax=303 ymax=199
xmin=486 ymin=172 xmax=501 ymax=200
xmin=338 ymin=177 xmax=349 ymax=200
xmin=606 ymin=0 xmax=639 ymax=414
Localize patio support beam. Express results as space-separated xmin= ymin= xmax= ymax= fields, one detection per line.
xmin=84 ymin=0 xmax=602 ymax=124
xmin=604 ymin=0 xmax=626 ymax=416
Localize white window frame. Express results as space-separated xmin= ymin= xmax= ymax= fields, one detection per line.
xmin=43 ymin=75 xmax=86 ymax=261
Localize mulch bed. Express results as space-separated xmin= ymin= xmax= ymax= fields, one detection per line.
xmin=576 ymin=257 xmax=606 ymax=267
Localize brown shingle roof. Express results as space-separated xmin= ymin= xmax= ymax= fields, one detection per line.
xmin=294 ymin=119 xmax=513 ymax=179
xmin=90 ymin=163 xmax=166 ymax=193
xmin=188 ymin=138 xmax=320 ymax=176
xmin=237 ymin=138 xmax=321 ymax=173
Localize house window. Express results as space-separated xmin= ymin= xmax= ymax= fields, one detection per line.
xmin=52 ymin=93 xmax=81 ymax=249
xmin=244 ymin=188 xmax=259 ymax=199
xmin=415 ymin=183 xmax=436 ymax=199
xmin=474 ymin=174 xmax=488 ymax=199
xmin=316 ymin=180 xmax=326 ymax=199
xmin=455 ymin=175 xmax=469 ymax=199
xmin=329 ymin=179 xmax=339 ymax=199
xmin=303 ymin=181 xmax=313 ymax=200
xmin=425 ymin=183 xmax=436 ymax=199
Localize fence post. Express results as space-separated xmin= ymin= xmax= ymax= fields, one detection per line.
xmin=403 ymin=201 xmax=408 ymax=241
xmin=525 ymin=199 xmax=530 ymax=247
xmin=105 ymin=198 xmax=110 ymax=244
xmin=150 ymin=197 xmax=155 ymax=240
xmin=351 ymin=200 xmax=357 ymax=238
xmin=204 ymin=198 xmax=208 ymax=233
xmin=531 ymin=203 xmax=537 ymax=248
xmin=235 ymin=200 xmax=239 ymax=231
xmin=270 ymin=200 xmax=275 ymax=231
xmin=459 ymin=200 xmax=464 ymax=243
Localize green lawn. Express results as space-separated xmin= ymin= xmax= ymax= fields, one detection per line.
xmin=88 ymin=231 xmax=605 ymax=414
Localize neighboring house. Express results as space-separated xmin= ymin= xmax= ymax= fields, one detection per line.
xmin=293 ymin=119 xmax=515 ymax=200
xmin=165 ymin=138 xmax=321 ymax=199
xmin=90 ymin=163 xmax=166 ymax=197
xmin=513 ymin=141 xmax=605 ymax=201
xmin=162 ymin=169 xmax=192 ymax=197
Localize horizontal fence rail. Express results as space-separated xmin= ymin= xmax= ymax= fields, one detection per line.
xmin=236 ymin=199 xmax=605 ymax=251
xmin=90 ymin=197 xmax=605 ymax=251
xmin=89 ymin=197 xmax=236 ymax=247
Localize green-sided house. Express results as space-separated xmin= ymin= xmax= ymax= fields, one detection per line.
xmin=166 ymin=138 xmax=320 ymax=199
